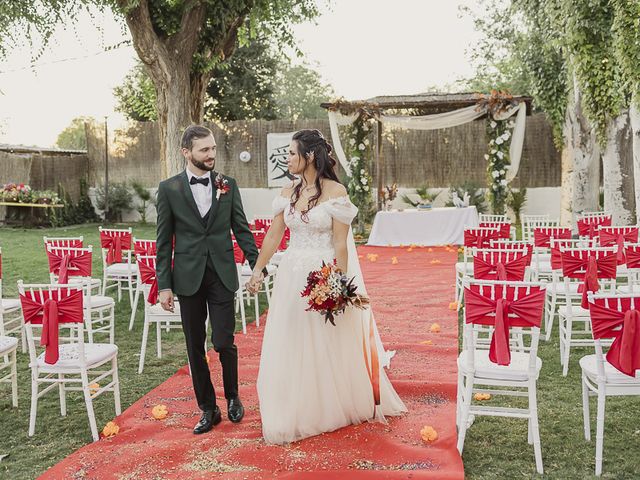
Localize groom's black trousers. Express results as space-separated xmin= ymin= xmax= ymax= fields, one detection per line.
xmin=178 ymin=263 xmax=238 ymax=412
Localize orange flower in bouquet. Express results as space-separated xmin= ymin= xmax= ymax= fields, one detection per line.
xmin=301 ymin=261 xmax=370 ymax=326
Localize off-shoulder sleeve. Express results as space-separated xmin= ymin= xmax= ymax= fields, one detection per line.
xmin=272 ymin=195 xmax=289 ymax=216
xmin=325 ymin=195 xmax=358 ymax=225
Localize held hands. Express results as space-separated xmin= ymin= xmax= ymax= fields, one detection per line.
xmin=245 ymin=271 xmax=264 ymax=294
xmin=159 ymin=290 xmax=175 ymax=313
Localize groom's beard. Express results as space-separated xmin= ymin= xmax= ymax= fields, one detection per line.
xmin=191 ymin=158 xmax=215 ymax=171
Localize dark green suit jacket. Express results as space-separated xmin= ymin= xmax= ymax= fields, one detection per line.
xmin=155 ymin=170 xmax=259 ymax=296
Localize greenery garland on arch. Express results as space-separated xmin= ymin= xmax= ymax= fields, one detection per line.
xmin=344 ymin=114 xmax=375 ymax=235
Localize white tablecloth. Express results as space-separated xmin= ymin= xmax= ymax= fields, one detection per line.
xmin=367 ymin=206 xmax=479 ymax=246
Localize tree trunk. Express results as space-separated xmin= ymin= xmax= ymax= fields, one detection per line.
xmin=560 ymin=76 xmax=601 ymax=227
xmin=602 ymin=109 xmax=635 ymax=224
xmin=630 ymin=100 xmax=640 ymax=221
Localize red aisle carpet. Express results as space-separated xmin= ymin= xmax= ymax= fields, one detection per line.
xmin=41 ymin=246 xmax=464 ymax=479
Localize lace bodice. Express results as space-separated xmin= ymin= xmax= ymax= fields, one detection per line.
xmin=272 ymin=195 xmax=357 ymax=255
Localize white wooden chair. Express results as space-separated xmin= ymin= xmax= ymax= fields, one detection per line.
xmin=18 ymin=281 xmax=121 ymax=442
xmin=478 ymin=214 xmax=508 ymax=223
xmin=99 ymin=226 xmax=137 ymax=307
xmin=0 ymin=314 xmax=18 ymax=407
xmin=582 ymin=291 xmax=640 ymax=476
xmin=457 ymin=279 xmax=546 ymax=474
xmin=46 ymin=245 xmax=116 ymax=344
xmin=557 ymin=247 xmax=617 ymax=376
xmin=522 ymin=215 xmax=558 ymax=242
xmin=136 ymin=255 xmax=182 ymax=373
xmin=129 ymin=238 xmax=157 ymax=331
xmin=455 ymin=227 xmax=503 ymax=305
xmin=0 ymin=246 xmax=25 ymax=352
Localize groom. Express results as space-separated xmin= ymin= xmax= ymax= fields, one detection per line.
xmin=156 ymin=125 xmax=264 ymax=434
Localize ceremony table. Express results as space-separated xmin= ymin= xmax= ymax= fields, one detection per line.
xmin=367 ymin=206 xmax=479 ymax=246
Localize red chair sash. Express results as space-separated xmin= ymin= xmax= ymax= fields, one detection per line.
xmin=465 ymin=287 xmax=545 ymax=365
xmin=100 ymin=232 xmax=132 ymax=265
xmin=473 ymin=254 xmax=528 ymax=281
xmin=590 ymin=302 xmax=640 ymax=376
xmin=561 ymin=252 xmax=617 ymax=308
xmin=479 ymin=223 xmax=510 ymax=238
xmin=577 ymin=216 xmax=612 ymax=237
xmin=137 ymin=260 xmax=159 ymax=305
xmin=20 ymin=290 xmax=84 ymax=364
xmin=599 ymin=229 xmax=638 ymax=264
xmin=233 ymin=243 xmax=245 ymax=264
xmin=47 ymin=251 xmax=92 ymax=283
xmin=464 ymin=230 xmax=500 ymax=249
xmin=626 ymin=247 xmax=640 ymax=269
xmin=533 ymin=228 xmax=571 ymax=248
xmin=134 ymin=241 xmax=157 ymax=256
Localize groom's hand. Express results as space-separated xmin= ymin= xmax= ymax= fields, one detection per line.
xmin=246 ymin=272 xmax=264 ymax=294
xmin=159 ymin=290 xmax=174 ymax=312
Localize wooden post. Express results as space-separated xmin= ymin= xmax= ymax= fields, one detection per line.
xmin=376 ymin=119 xmax=383 ymax=210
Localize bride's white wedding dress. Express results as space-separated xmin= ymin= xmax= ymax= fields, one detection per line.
xmin=257 ymin=194 xmax=407 ymax=445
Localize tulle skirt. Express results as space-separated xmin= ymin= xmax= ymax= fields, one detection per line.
xmin=256 ymin=247 xmax=407 ymax=445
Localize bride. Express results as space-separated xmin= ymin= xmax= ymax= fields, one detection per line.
xmin=247 ymin=129 xmax=406 ymax=445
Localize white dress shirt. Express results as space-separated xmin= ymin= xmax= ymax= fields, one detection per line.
xmin=186 ymin=168 xmax=212 ymax=217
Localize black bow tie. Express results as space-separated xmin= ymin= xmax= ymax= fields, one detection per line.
xmin=190 ymin=176 xmax=210 ymax=186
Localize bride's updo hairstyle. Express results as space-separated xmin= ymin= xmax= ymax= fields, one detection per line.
xmin=289 ymin=129 xmax=342 ymax=222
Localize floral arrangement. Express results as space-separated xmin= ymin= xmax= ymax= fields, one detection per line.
xmin=485 ymin=118 xmax=515 ymax=215
xmin=345 ymin=115 xmax=375 ymax=233
xmin=0 ymin=183 xmax=61 ymax=205
xmin=380 ymin=183 xmax=398 ymax=209
xmin=301 ymin=261 xmax=369 ymax=325
xmin=214 ymin=173 xmax=230 ymax=199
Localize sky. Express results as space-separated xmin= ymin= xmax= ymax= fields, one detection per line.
xmin=0 ymin=0 xmax=480 ymax=147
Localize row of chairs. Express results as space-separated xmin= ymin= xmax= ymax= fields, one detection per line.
xmin=456 ymin=211 xmax=640 ymax=475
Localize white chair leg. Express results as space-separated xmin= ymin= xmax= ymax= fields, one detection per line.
xmin=129 ymin=286 xmax=141 ymax=330
xmin=254 ymin=294 xmax=259 ymax=326
xmin=58 ymin=373 xmax=67 ymax=416
xmin=128 ymin=276 xmax=135 ymax=308
xmin=109 ymin=308 xmax=115 ymax=344
xmin=11 ymin=349 xmax=18 ymax=408
xmin=562 ymin=316 xmax=572 ymax=377
xmin=528 ymin=381 xmax=544 ymax=474
xmin=595 ymin=385 xmax=606 ymax=476
xmin=117 ymin=279 xmax=122 ymax=302
xmin=29 ymin=377 xmax=39 ymax=436
xmin=456 ymin=375 xmax=474 ymax=454
xmin=456 ymin=369 xmax=463 ymax=427
xmin=582 ymin=373 xmax=591 ymax=441
xmin=138 ymin=317 xmax=150 ymax=374
xmin=156 ymin=320 xmax=162 ymax=358
xmin=102 ymin=272 xmax=108 ymax=296
xmin=112 ymin=356 xmax=122 ymax=416
xmin=21 ymin=326 xmax=27 ymax=353
xmin=80 ymin=370 xmax=99 ymax=442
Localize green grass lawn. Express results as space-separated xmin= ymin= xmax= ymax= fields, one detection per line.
xmin=0 ymin=223 xmax=266 ymax=479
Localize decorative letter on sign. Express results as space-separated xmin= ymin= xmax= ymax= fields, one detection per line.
xmin=267 ymin=132 xmax=297 ymax=187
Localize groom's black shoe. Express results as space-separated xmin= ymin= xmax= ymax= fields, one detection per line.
xmin=193 ymin=406 xmax=222 ymax=434
xmin=227 ymin=397 xmax=244 ymax=423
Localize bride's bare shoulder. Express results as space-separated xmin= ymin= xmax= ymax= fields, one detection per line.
xmin=280 ymin=180 xmax=299 ymax=198
xmin=323 ymin=180 xmax=347 ymax=198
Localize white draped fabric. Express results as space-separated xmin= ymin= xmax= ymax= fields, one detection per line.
xmin=326 ymin=101 xmax=527 ymax=183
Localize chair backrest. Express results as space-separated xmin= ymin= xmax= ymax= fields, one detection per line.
xmin=549 ymin=238 xmax=595 ymax=270
xmin=560 ymin=247 xmax=618 ymax=309
xmin=18 ymin=281 xmax=86 ymax=367
xmin=99 ymin=227 xmax=133 ymax=266
xmin=133 ymin=238 xmax=157 ymax=256
xmin=478 ymin=222 xmax=511 ymax=239
xmin=43 ymin=236 xmax=84 ymax=250
xmin=598 ymin=227 xmax=639 ymax=264
xmin=46 ymin=246 xmax=93 ymax=284
xmin=462 ymin=279 xmax=546 ymax=369
xmin=136 ymin=255 xmax=159 ymax=306
xmin=522 ymin=215 xmax=558 ymax=241
xmin=472 ymin=248 xmax=530 ymax=281
xmin=587 ymin=291 xmax=640 ymax=379
xmin=580 ymin=211 xmax=612 ymax=219
xmin=479 ymin=214 xmax=508 ymax=223
xmin=577 ymin=214 xmax=612 ymax=238
xmin=533 ymin=227 xmax=572 ymax=248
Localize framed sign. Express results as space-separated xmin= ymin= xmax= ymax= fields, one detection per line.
xmin=267 ymin=132 xmax=297 ymax=187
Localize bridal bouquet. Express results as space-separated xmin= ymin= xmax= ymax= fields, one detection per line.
xmin=301 ymin=261 xmax=369 ymax=325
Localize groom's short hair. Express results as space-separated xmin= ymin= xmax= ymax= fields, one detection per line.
xmin=181 ymin=125 xmax=213 ymax=150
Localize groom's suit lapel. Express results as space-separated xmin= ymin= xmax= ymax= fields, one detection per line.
xmin=206 ymin=171 xmax=221 ymax=231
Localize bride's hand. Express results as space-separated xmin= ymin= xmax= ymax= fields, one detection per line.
xmin=246 ymin=271 xmax=264 ymax=294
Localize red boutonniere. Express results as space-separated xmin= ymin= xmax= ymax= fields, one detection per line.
xmin=214 ymin=173 xmax=230 ymax=200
